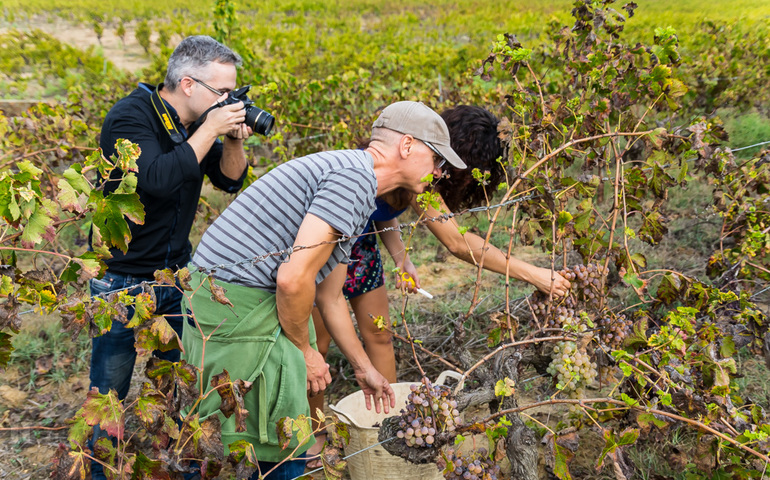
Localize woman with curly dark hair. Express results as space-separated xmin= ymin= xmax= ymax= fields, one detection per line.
xmin=305 ymin=106 xmax=569 ymax=468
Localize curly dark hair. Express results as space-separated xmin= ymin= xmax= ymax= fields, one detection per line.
xmin=435 ymin=105 xmax=505 ymax=212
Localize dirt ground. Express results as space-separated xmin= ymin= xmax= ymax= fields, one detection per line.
xmin=0 ymin=16 xmax=153 ymax=74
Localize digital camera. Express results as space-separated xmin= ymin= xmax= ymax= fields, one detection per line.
xmin=194 ymin=85 xmax=274 ymax=137
xmin=219 ymin=85 xmax=274 ymax=137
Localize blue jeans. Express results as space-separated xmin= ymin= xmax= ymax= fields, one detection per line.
xmin=88 ymin=270 xmax=184 ymax=480
xmin=252 ymin=454 xmax=307 ymax=480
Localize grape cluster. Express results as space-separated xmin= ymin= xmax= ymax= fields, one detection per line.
xmin=436 ymin=448 xmax=501 ymax=480
xmin=546 ymin=341 xmax=598 ymax=398
xmin=596 ymin=313 xmax=632 ymax=349
xmin=529 ymin=263 xmax=609 ymax=328
xmin=396 ymin=380 xmax=460 ymax=448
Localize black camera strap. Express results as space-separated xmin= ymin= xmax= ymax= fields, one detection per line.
xmin=187 ymin=103 xmax=223 ymax=137
xmin=149 ymin=84 xmax=186 ymax=144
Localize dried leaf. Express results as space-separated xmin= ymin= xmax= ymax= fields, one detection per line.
xmin=208 ymin=277 xmax=234 ymax=307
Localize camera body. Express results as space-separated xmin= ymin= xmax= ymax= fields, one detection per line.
xmin=192 ymin=85 xmax=275 ymax=138
xmin=219 ymin=85 xmax=275 ymax=137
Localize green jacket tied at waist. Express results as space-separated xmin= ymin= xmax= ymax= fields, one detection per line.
xmin=181 ymin=269 xmax=316 ymax=462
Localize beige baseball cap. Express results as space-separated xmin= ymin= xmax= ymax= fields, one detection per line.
xmin=372 ymin=101 xmax=467 ymax=169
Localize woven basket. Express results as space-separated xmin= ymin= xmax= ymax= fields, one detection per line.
xmin=328 ymin=372 xmax=461 ymax=480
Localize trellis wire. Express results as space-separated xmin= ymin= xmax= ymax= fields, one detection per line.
xmin=288 ymin=436 xmax=397 ymax=480
xmin=14 ymin=135 xmax=770 ymax=316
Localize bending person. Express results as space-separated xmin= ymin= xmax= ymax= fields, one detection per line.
xmin=306 ymin=106 xmax=570 ymax=464
xmin=183 ymin=101 xmax=466 ymax=480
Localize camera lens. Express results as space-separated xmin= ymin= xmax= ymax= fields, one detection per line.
xmin=244 ymin=105 xmax=275 ymax=137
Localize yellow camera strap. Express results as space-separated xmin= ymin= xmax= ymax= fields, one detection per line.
xmin=149 ymin=84 xmax=185 ymax=144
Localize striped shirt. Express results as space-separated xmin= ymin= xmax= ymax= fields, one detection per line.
xmin=193 ymin=150 xmax=378 ymax=291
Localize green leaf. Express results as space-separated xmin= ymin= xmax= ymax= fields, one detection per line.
xmin=227 ymin=439 xmax=258 ymax=478
xmin=618 ymin=428 xmax=639 ymax=446
xmin=134 ymin=386 xmax=166 ymax=433
xmin=647 ymin=127 xmax=667 ymax=149
xmin=20 ymin=206 xmax=54 ymax=246
xmin=629 ymin=252 xmax=646 ymax=268
xmin=621 ymin=393 xmax=639 ymax=407
xmin=553 ymin=444 xmax=573 ymax=480
xmin=557 ymin=210 xmax=573 ymax=230
xmin=73 ymin=251 xmax=105 ymax=283
xmin=135 ymin=316 xmax=181 ymax=356
xmin=625 ymin=318 xmax=649 ymax=348
xmin=67 ymin=409 xmax=92 ymax=448
xmin=494 ymin=377 xmax=516 ymax=397
xmin=720 ymin=336 xmax=736 ymax=358
xmin=57 ymin=179 xmax=87 ymax=213
xmin=623 ymin=272 xmax=645 ymax=290
xmin=129 ymin=451 xmax=172 ymax=480
xmin=487 ymin=327 xmax=502 ymax=347
xmin=89 ymin=190 xmax=145 ymax=253
xmin=637 ymin=413 xmax=667 ymax=430
xmin=127 ymin=291 xmax=156 ymax=328
xmin=63 ymin=164 xmax=93 ymax=195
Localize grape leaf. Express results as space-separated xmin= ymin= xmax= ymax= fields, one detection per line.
xmin=0 ymin=295 xmax=21 ymax=333
xmin=656 ymin=273 xmax=683 ymax=304
xmin=154 ymin=268 xmax=176 ymax=286
xmin=227 ymin=439 xmax=258 ymax=480
xmin=127 ymin=291 xmax=156 ymax=328
xmin=51 ymin=444 xmax=88 ymax=480
xmin=20 ymin=206 xmax=55 ymax=247
xmin=208 ymin=277 xmax=234 ymax=307
xmin=210 ymin=369 xmax=253 ymax=433
xmin=134 ymin=316 xmax=181 ymax=356
xmin=127 ymin=451 xmax=171 ymax=480
xmin=178 ymin=267 xmax=193 ymax=291
xmin=81 ymin=388 xmax=124 ymax=440
xmin=134 ymin=385 xmax=167 ymax=433
xmin=638 ymin=211 xmax=668 ymax=245
xmin=57 ymin=178 xmax=88 ymax=213
xmin=60 ymin=296 xmax=93 ymax=340
xmin=66 ymin=409 xmax=92 ymax=448
xmin=0 ymin=332 xmax=13 ymax=367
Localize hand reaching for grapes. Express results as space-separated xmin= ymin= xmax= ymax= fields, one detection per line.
xmin=354 ymin=366 xmax=396 ymax=414
xmin=530 ymin=267 xmax=571 ymax=297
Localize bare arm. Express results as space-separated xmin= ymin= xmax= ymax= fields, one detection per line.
xmin=275 ymin=213 xmax=336 ymax=395
xmin=219 ymin=123 xmax=251 ymax=180
xmin=316 ymin=264 xmax=396 ymax=413
xmin=410 ymin=196 xmax=570 ymax=296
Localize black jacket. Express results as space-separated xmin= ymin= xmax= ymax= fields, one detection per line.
xmin=93 ymin=83 xmax=246 ymax=276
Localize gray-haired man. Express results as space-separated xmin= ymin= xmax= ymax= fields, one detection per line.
xmin=183 ymin=101 xmax=465 ymax=479
xmin=88 ymin=35 xmax=251 ymax=479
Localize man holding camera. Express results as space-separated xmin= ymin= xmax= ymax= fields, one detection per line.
xmin=88 ymin=35 xmax=251 ymax=479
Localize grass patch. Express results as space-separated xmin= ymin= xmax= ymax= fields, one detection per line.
xmin=6 ymin=312 xmax=91 ymax=391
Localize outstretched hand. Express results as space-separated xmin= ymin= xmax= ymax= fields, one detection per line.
xmin=354 ymin=367 xmax=396 ymax=414
xmin=531 ymin=267 xmax=571 ymax=297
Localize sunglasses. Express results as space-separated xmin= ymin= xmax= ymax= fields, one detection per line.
xmin=421 ymin=140 xmax=447 ymax=170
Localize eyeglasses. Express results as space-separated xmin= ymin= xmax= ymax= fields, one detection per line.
xmin=421 ymin=140 xmax=447 ymax=171
xmin=187 ymin=76 xmax=229 ymax=97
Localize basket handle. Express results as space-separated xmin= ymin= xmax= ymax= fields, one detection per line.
xmin=328 ymin=402 xmax=364 ymax=428
xmin=435 ymin=370 xmax=464 ymax=389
